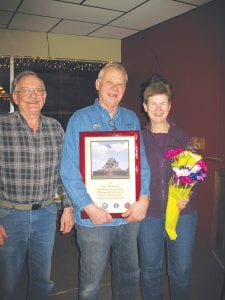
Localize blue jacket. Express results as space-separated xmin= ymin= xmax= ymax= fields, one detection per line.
xmin=142 ymin=119 xmax=197 ymax=217
xmin=60 ymin=99 xmax=151 ymax=226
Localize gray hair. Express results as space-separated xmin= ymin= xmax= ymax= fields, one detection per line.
xmin=11 ymin=70 xmax=46 ymax=93
xmin=98 ymin=63 xmax=128 ymax=86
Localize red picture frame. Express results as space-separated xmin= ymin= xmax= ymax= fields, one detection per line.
xmin=80 ymin=131 xmax=140 ymax=218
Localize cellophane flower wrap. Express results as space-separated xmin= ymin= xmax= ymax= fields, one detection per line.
xmin=165 ymin=147 xmax=207 ymax=240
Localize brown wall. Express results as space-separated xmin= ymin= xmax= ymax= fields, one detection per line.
xmin=122 ymin=0 xmax=225 ymax=244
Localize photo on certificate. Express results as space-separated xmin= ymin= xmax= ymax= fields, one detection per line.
xmin=80 ymin=131 xmax=140 ymax=218
xmin=91 ymin=140 xmax=129 ymax=180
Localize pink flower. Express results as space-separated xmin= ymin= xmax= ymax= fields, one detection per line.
xmin=165 ymin=148 xmax=183 ymax=158
xmin=179 ymin=177 xmax=194 ymax=184
xmin=197 ymin=160 xmax=208 ymax=172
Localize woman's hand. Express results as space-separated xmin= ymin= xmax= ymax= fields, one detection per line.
xmin=177 ymin=199 xmax=189 ymax=211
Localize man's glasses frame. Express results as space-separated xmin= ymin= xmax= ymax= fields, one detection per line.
xmin=15 ymin=88 xmax=45 ymax=97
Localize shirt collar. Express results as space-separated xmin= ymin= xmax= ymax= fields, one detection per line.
xmin=15 ymin=110 xmax=43 ymax=130
xmin=94 ymin=98 xmax=120 ymax=119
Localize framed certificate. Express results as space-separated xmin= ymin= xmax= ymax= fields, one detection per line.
xmin=80 ymin=131 xmax=140 ymax=218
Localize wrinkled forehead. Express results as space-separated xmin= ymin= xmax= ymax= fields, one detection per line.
xmin=101 ymin=67 xmax=127 ymax=83
xmin=17 ymin=75 xmax=43 ymax=87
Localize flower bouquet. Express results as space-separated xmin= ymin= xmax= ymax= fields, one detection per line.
xmin=165 ymin=148 xmax=207 ymax=240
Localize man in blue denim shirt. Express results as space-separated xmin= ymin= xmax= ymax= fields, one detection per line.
xmin=60 ymin=63 xmax=151 ymax=299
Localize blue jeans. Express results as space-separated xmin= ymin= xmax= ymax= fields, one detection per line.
xmin=76 ymin=222 xmax=140 ymax=300
xmin=138 ymin=212 xmax=197 ymax=300
xmin=0 ymin=203 xmax=57 ymax=300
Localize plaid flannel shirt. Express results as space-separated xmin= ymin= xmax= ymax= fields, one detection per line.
xmin=0 ymin=111 xmax=71 ymax=208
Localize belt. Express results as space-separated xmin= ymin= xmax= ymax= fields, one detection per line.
xmin=0 ymin=199 xmax=53 ymax=210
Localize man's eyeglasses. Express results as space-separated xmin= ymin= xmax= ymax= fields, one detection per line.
xmin=15 ymin=88 xmax=45 ymax=97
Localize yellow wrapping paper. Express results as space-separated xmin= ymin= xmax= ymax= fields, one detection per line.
xmin=165 ymin=184 xmax=192 ymax=240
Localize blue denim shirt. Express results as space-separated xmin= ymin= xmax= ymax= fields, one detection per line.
xmin=60 ymin=99 xmax=151 ymax=227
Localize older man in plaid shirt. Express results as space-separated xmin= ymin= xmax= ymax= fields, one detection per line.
xmin=0 ymin=71 xmax=74 ymax=300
